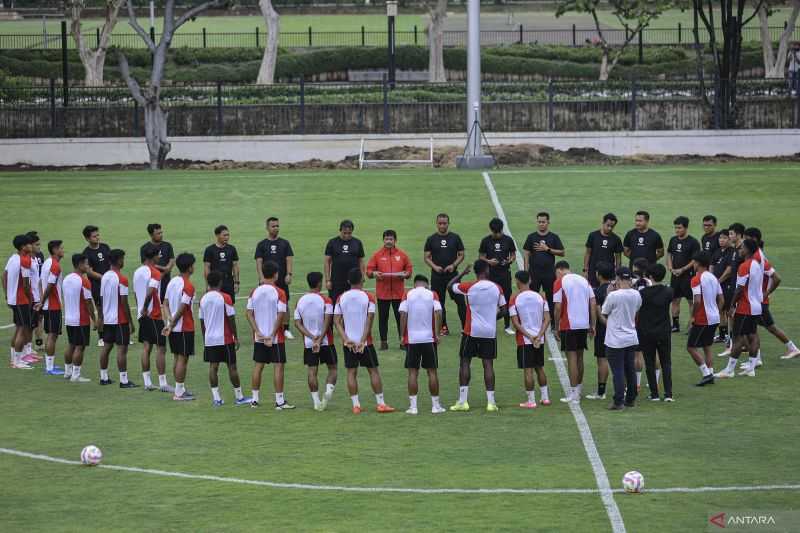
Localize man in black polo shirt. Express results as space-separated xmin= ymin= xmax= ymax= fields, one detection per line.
xmin=711 ymin=231 xmax=735 ymax=343
xmin=583 ymin=212 xmax=623 ymax=288
xmin=700 ymin=215 xmax=720 ymax=255
xmin=666 ymin=216 xmax=701 ymax=333
xmin=140 ymin=223 xmax=175 ymax=300
xmin=523 ymin=211 xmax=564 ymax=326
xmin=203 ymin=225 xmax=240 ymax=303
xmin=423 ymin=213 xmax=466 ymax=336
xmin=623 ymin=210 xmax=664 ymax=267
xmin=255 ymin=216 xmax=295 ymax=338
xmin=82 ymin=224 xmax=112 ymax=347
xmin=479 ymin=217 xmax=516 ymax=334
xmin=324 ymin=220 xmax=365 ymax=304
xmin=718 ymin=223 xmax=745 ymax=354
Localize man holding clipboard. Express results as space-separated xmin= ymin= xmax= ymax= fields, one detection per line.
xmin=366 ymin=230 xmax=412 ymax=351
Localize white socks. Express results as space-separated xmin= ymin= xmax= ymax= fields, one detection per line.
xmin=699 ymin=363 xmax=712 ymax=377
xmin=158 ymin=374 xmax=168 ymax=388
xmin=431 ymin=396 xmax=442 ymax=409
xmin=142 ymin=371 xmax=152 ymax=388
xmin=486 ymin=390 xmax=495 ymax=405
xmin=636 ymin=372 xmax=642 ymax=387
xmin=23 ymin=343 xmax=33 ymax=355
xmin=325 ymin=383 xmax=335 ymax=400
xmin=375 ymin=393 xmax=385 ymax=405
xmin=100 ymin=368 xmax=109 ymax=381
xmin=655 ymin=369 xmax=661 ymax=384
xmin=45 ymin=355 xmax=55 ymax=371
xmin=175 ymin=382 xmax=185 ymax=396
xmin=71 ymin=365 xmax=81 ymax=380
xmin=64 ymin=363 xmax=73 ymax=378
xmin=276 ymin=392 xmax=285 ymax=405
xmin=409 ymin=395 xmax=418 ymax=410
xmin=119 ymin=371 xmax=129 ymax=384
xmin=748 ymin=356 xmax=759 ymax=372
xmin=233 ymin=387 xmax=244 ymax=400
xmin=211 ymin=387 xmax=221 ymax=402
xmin=726 ymin=357 xmax=738 ymax=372
xmin=311 ymin=391 xmax=321 ymax=407
xmin=252 ymin=390 xmax=261 ymax=403
xmin=351 ymin=395 xmax=360 ymax=408
xmin=458 ymin=386 xmax=469 ymax=404
xmin=540 ymin=385 xmax=549 ymax=402
xmin=526 ymin=390 xmax=536 ymax=403
xmin=788 ymin=341 xmax=798 ymax=351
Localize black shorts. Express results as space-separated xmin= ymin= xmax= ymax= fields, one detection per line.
xmin=66 ymin=325 xmax=91 ymax=347
xmin=344 ymin=344 xmax=379 ymax=369
xmin=303 ymin=345 xmax=338 ymax=366
xmin=204 ymin=343 xmax=237 ymax=364
xmin=253 ymin=342 xmax=287 ymax=364
xmin=721 ymin=285 xmax=735 ymax=311
xmin=31 ymin=308 xmax=41 ymax=328
xmin=687 ymin=324 xmax=717 ymax=348
xmin=670 ymin=275 xmax=693 ymax=300
xmin=517 ymin=344 xmax=545 ymax=368
xmin=594 ymin=326 xmax=607 ymax=357
xmin=168 ymin=331 xmax=195 ymax=356
xmin=561 ymin=329 xmax=588 ymax=352
xmin=42 ymin=310 xmax=62 ymax=335
xmin=405 ymin=342 xmax=438 ymax=369
xmin=11 ymin=304 xmax=34 ymax=329
xmin=732 ymin=314 xmax=758 ymax=337
xmin=138 ymin=317 xmax=166 ymax=346
xmin=102 ymin=323 xmax=131 ymax=346
xmin=460 ymin=335 xmax=497 ymax=359
xmin=759 ymin=304 xmax=775 ymax=328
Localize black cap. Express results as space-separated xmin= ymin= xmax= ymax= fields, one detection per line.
xmin=615 ymin=266 xmax=633 ymax=280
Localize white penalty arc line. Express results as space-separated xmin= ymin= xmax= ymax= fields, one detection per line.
xmin=482 ymin=171 xmax=626 ymax=533
xmin=1 ymin=448 xmax=798 ymax=496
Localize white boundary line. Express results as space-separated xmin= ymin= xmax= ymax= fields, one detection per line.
xmin=0 ymin=323 xmax=15 ymax=329
xmin=2 ymin=447 xmax=798 ymax=496
xmin=491 ymin=166 xmax=800 ymax=175
xmin=482 ymin=171 xmax=627 ymax=533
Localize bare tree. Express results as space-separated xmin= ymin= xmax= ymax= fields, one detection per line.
xmin=67 ymin=1 xmax=124 ymax=86
xmin=755 ymin=0 xmax=800 ymax=78
xmin=256 ymin=0 xmax=280 ymax=84
xmin=425 ymin=0 xmax=447 ymax=82
xmin=118 ymin=0 xmax=226 ymax=170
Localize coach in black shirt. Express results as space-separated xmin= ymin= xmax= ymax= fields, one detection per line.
xmin=423 ymin=213 xmax=466 ymax=335
xmin=583 ymin=213 xmax=623 ymax=288
xmin=666 ymin=216 xmax=701 ymax=332
xmin=140 ymin=223 xmax=175 ymax=300
xmin=523 ymin=211 xmax=564 ymax=325
xmin=324 ymin=219 xmax=365 ymax=303
xmin=203 ymin=225 xmax=240 ymax=303
xmin=255 ymin=216 xmax=294 ymax=334
xmin=700 ymin=215 xmax=720 ymax=255
xmin=623 ymin=210 xmax=664 ymax=267
xmin=479 ymin=217 xmax=516 ymax=332
xmin=82 ymin=224 xmax=112 ymax=303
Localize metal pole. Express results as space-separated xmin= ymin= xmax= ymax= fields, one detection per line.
xmin=414 ymin=25 xmax=418 ymax=45
xmin=466 ymin=0 xmax=481 ymax=156
xmin=382 ymin=73 xmax=390 ymax=134
xmin=299 ymin=78 xmax=305 ymax=134
xmin=96 ymin=27 xmax=100 ymax=48
xmin=49 ymin=78 xmax=56 ymax=136
xmin=361 ymin=25 xmax=365 ymax=47
xmin=547 ymin=79 xmax=554 ymax=131
xmin=150 ymin=0 xmax=155 ymax=29
xmin=256 ymin=26 xmax=260 ymax=48
xmin=519 ymin=23 xmax=523 ymax=45
xmin=638 ymin=28 xmax=643 ymax=64
xmin=387 ymin=1 xmax=397 ymax=88
xmin=572 ymin=23 xmax=576 ymax=47
xmin=216 ymin=81 xmax=223 ymax=135
xmin=60 ymin=20 xmax=68 ymax=108
xmin=678 ymin=22 xmax=682 ymax=44
xmin=630 ymin=79 xmax=637 ymax=131
xmin=203 ymin=27 xmax=207 ymax=48
xmin=308 ymin=26 xmax=312 ymax=47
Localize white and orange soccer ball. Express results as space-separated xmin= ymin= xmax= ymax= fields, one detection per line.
xmin=80 ymin=445 xmax=103 ymax=466
xmin=622 ymin=471 xmax=644 ymax=493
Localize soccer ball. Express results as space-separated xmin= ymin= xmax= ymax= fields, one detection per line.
xmin=80 ymin=445 xmax=103 ymax=466
xmin=622 ymin=471 xmax=644 ymax=493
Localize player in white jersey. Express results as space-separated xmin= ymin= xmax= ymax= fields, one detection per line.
xmin=509 ymin=271 xmax=551 ymax=409
xmin=3 ymin=234 xmax=34 ymax=369
xmin=447 ymin=259 xmax=507 ymax=412
xmin=294 ymin=271 xmax=338 ymax=411
xmin=398 ymin=275 xmax=444 ymax=415
xmin=61 ymin=254 xmax=98 ymax=383
xmin=688 ymin=252 xmax=725 ymax=387
xmin=162 ymin=253 xmax=198 ymax=401
xmin=133 ymin=245 xmax=171 ymax=392
xmin=25 ymin=231 xmax=44 ymax=359
xmin=36 ymin=240 xmax=66 ymax=375
xmin=97 ymin=249 xmax=137 ymax=388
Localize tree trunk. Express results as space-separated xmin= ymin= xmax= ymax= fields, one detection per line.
xmin=427 ymin=0 xmax=447 ymax=82
xmin=757 ymin=0 xmax=800 ymax=78
xmin=599 ymin=48 xmax=610 ymax=81
xmin=257 ymin=0 xmax=280 ymax=84
xmin=144 ymin=95 xmax=170 ymax=170
xmin=68 ymin=0 xmax=122 ymax=86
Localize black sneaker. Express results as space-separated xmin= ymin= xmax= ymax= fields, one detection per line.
xmin=99 ymin=378 xmax=115 ymax=386
xmin=695 ymin=374 xmax=715 ymax=387
xmin=119 ymin=381 xmax=139 ymax=389
xmin=671 ymin=325 xmax=680 ymax=333
xmin=608 ymin=403 xmax=625 ymax=411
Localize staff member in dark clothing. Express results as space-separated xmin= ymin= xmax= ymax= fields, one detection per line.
xmin=423 ymin=213 xmax=466 ymax=336
xmin=711 ymin=231 xmax=735 ymax=343
xmin=255 ymin=216 xmax=295 ymax=338
xmin=203 ymin=225 xmax=240 ymax=302
xmin=523 ymin=212 xmax=564 ymax=326
xmin=700 ymin=215 xmax=720 ymax=254
xmin=667 ymin=216 xmax=701 ymax=333
xmin=82 ymin=224 xmax=112 ymax=346
xmin=638 ymin=263 xmax=674 ymax=402
xmin=140 ymin=223 xmax=175 ymax=300
xmin=623 ymin=210 xmax=664 ymax=267
xmin=479 ymin=217 xmax=516 ymax=334
xmin=324 ymin=219 xmax=365 ymax=304
xmin=587 ymin=261 xmax=614 ymax=401
xmin=583 ymin=213 xmax=623 ymax=288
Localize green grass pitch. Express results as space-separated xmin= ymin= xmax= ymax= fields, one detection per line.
xmin=1 ymin=164 xmax=799 ymax=532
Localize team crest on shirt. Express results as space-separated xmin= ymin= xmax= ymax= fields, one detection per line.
xmin=602 ymin=239 xmax=608 ymax=246
xmin=395 ymin=255 xmax=401 ymax=261
xmin=441 ymin=239 xmax=447 ymax=247
xmin=342 ymin=244 xmax=349 ymax=252
xmin=220 ymin=252 xmax=226 ymax=260
xmin=270 ymin=245 xmax=277 ymax=253
xmin=539 ymin=240 xmax=545 ymax=245
xmin=677 ymin=243 xmax=682 ymax=250
xmin=638 ymin=237 xmax=644 ymax=244
xmin=495 ymin=243 xmax=501 ymax=250
xmin=97 ymin=253 xmax=104 ymax=260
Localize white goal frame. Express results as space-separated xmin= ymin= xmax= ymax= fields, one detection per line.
xmin=358 ymin=137 xmax=434 ymax=169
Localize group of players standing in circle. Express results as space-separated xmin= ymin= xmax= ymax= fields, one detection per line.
xmin=4 ymin=211 xmax=797 ymax=413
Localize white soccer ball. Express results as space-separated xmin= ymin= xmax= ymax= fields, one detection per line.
xmin=80 ymin=445 xmax=103 ymax=466
xmin=622 ymin=470 xmax=644 ymax=493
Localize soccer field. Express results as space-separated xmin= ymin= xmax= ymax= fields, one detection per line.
xmin=1 ymin=164 xmax=799 ymax=532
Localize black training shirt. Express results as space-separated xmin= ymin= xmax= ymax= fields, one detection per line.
xmin=325 ymin=236 xmax=364 ymax=287
xmin=83 ymin=243 xmax=112 ymax=289
xmin=203 ymin=243 xmax=239 ymax=285
xmin=701 ymin=232 xmax=720 ymax=255
xmin=667 ymin=235 xmax=701 ymax=275
xmin=623 ymin=228 xmax=664 ymax=266
xmin=478 ymin=234 xmax=516 ymax=277
xmin=585 ymin=230 xmax=623 ymax=273
xmin=255 ymin=237 xmax=294 ymax=279
xmin=523 ymin=231 xmax=564 ymax=277
xmin=424 ymin=232 xmax=464 ymax=273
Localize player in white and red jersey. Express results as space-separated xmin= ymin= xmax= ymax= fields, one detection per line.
xmin=162 ymin=253 xmax=198 ymax=401
xmin=333 ymin=268 xmax=396 ymax=414
xmin=398 ymin=275 xmax=444 ymax=415
xmin=36 ymin=240 xmax=65 ymax=375
xmin=25 ymin=231 xmax=44 ymax=359
xmin=447 ymin=259 xmax=507 ymax=412
xmin=509 ymin=271 xmax=551 ymax=409
xmin=62 ymin=253 xmax=97 ymax=383
xmin=199 ymin=271 xmax=250 ymax=407
xmin=294 ymin=271 xmax=338 ymax=411
xmin=246 ymin=260 xmax=294 ymax=410
xmin=98 ymin=249 xmax=137 ymax=388
xmin=3 ymin=234 xmax=34 ymax=369
xmin=553 ymin=260 xmax=596 ymax=403
xmin=687 ymin=252 xmax=724 ymax=387
xmin=133 ymin=245 xmax=170 ymax=392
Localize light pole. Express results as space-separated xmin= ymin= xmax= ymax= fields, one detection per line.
xmin=387 ymin=0 xmax=397 ymax=88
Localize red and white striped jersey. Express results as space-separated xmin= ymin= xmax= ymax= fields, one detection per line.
xmin=199 ymin=290 xmax=235 ymax=346
xmin=334 ymin=289 xmax=376 ymax=345
xmin=4 ymin=253 xmax=32 ymax=305
xmin=40 ymin=257 xmax=63 ymax=311
xmin=553 ymin=273 xmax=595 ymax=331
xmin=133 ymin=264 xmax=162 ymax=319
xmin=100 ymin=269 xmax=130 ymax=325
xmin=452 ymin=280 xmax=506 ymax=339
xmin=164 ymin=275 xmax=195 ymax=333
xmin=246 ymin=283 xmax=287 ymax=344
xmin=509 ymin=290 xmax=549 ymax=346
xmin=761 ymin=260 xmax=774 ymax=305
xmin=398 ymin=286 xmax=441 ymax=345
xmin=294 ymin=292 xmax=334 ymax=349
xmin=29 ymin=255 xmax=42 ymax=303
xmin=735 ymin=258 xmax=763 ymax=316
xmin=691 ymin=271 xmax=723 ymax=326
xmin=63 ymin=273 xmax=92 ymax=326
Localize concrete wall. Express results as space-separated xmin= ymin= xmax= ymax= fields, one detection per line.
xmin=1 ymin=130 xmax=799 ymax=167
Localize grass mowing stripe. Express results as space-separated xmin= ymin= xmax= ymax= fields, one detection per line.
xmin=482 ymin=170 xmax=627 ymax=533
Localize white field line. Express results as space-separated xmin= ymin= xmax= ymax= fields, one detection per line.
xmin=0 ymin=323 xmax=15 ymax=329
xmin=481 ymin=171 xmax=626 ymax=533
xmin=491 ymin=166 xmax=800 ymax=175
xmin=1 ymin=448 xmax=798 ymax=496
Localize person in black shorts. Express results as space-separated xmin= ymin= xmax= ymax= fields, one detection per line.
xmin=203 ymin=225 xmax=240 ymax=303
xmin=325 ymin=219 xmax=365 ymax=305
xmin=423 ymin=213 xmax=466 ymax=336
xmin=255 ymin=217 xmax=295 ymax=337
xmin=700 ymin=215 xmax=720 ymax=255
xmin=666 ymin=216 xmax=701 ymax=333
xmin=26 ymin=231 xmax=45 ymax=354
xmin=63 ymin=254 xmax=98 ymax=383
xmin=523 ymin=211 xmax=565 ymax=327
xmin=718 ymin=223 xmax=746 ymax=354
xmin=140 ymin=223 xmax=175 ymax=301
xmin=5 ymin=234 xmax=35 ymax=369
xmin=35 ymin=239 xmax=66 ymax=375
xmin=687 ymin=252 xmax=725 ymax=387
xmin=587 ymin=262 xmax=614 ymax=400
xmin=710 ymin=231 xmax=735 ymax=343
xmin=583 ymin=213 xmax=623 ymax=288
xmin=623 ymin=210 xmax=664 ymax=267
xmin=97 ymin=249 xmax=137 ymax=388
xmin=82 ymin=225 xmax=112 ymax=346
xmin=137 ymin=246 xmax=169 ymax=393
xmin=638 ymin=263 xmax=674 ymax=400
xmin=479 ymin=217 xmax=516 ymax=334
xmin=162 ymin=253 xmax=198 ymax=401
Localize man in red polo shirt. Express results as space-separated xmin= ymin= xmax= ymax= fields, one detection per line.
xmin=366 ymin=229 xmax=412 ymax=351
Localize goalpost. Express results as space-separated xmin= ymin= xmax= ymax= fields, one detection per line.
xmin=358 ymin=137 xmax=434 ymax=169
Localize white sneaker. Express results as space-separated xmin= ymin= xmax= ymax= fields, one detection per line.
xmin=781 ymin=348 xmax=800 ymax=359
xmin=714 ymin=368 xmax=735 ymax=379
xmin=504 ymin=327 xmax=515 ymax=335
xmin=70 ymin=376 xmax=91 ymax=383
xmin=97 ymin=339 xmax=104 ymax=347
xmin=560 ymin=395 xmax=578 ymax=403
xmin=585 ymin=393 xmax=606 ymax=400
xmin=284 ymin=330 xmax=295 ymax=340
xmin=737 ymin=368 xmax=756 ymax=377
xmin=740 ymin=360 xmax=762 ymax=369
xmin=431 ymin=405 xmax=446 ymax=414
xmin=717 ymin=348 xmax=731 ymax=357
xmin=11 ymin=360 xmax=33 ymax=369
xmin=129 ymin=339 xmax=135 ymax=345
xmin=314 ymin=402 xmax=326 ymax=412
xmin=405 ymin=407 xmax=418 ymax=415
